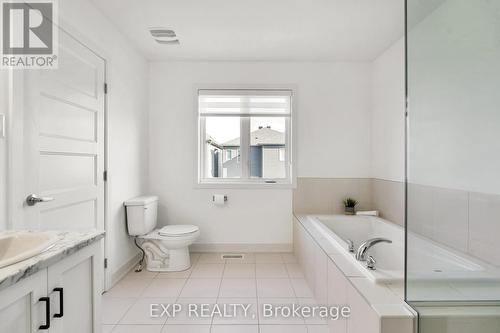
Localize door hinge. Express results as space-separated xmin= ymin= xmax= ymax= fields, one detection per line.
xmin=104 ymin=83 xmax=108 ymax=94
xmin=104 ymin=258 xmax=108 ymax=269
xmin=103 ymin=170 xmax=108 ymax=181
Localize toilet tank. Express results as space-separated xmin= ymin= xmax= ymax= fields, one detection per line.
xmin=124 ymin=195 xmax=159 ymax=236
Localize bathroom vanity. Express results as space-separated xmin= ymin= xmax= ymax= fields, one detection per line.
xmin=0 ymin=230 xmax=104 ymax=333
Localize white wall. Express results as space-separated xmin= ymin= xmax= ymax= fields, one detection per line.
xmin=149 ymin=61 xmax=372 ymax=246
xmin=371 ymin=39 xmax=406 ymax=182
xmin=0 ymin=72 xmax=8 ymax=231
xmin=60 ymin=0 xmax=149 ymax=282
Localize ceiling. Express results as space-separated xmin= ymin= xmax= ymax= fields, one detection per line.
xmin=91 ymin=0 xmax=440 ymax=62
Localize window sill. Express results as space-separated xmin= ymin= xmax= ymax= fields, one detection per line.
xmin=195 ymin=181 xmax=296 ymax=189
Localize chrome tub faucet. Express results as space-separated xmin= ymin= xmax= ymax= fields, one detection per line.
xmin=366 ymin=256 xmax=376 ymax=270
xmin=347 ymin=239 xmax=355 ymax=253
xmin=355 ymin=238 xmax=392 ymax=261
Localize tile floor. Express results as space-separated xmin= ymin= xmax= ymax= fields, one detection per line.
xmin=102 ymin=253 xmax=329 ymax=333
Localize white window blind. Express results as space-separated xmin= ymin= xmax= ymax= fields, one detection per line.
xmin=198 ymin=89 xmax=292 ymax=117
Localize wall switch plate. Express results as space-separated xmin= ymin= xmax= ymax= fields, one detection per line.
xmin=0 ymin=114 xmax=4 ymax=138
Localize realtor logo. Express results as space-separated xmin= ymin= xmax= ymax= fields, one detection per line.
xmin=1 ymin=0 xmax=58 ymax=68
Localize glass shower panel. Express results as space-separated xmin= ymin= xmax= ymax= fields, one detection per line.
xmin=406 ymin=0 xmax=500 ymax=331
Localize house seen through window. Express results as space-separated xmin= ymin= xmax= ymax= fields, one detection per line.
xmin=198 ymin=89 xmax=293 ymax=185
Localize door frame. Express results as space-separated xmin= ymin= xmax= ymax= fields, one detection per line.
xmin=6 ymin=18 xmax=111 ymax=291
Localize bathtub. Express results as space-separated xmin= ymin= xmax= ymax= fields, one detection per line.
xmin=305 ymin=215 xmax=500 ymax=284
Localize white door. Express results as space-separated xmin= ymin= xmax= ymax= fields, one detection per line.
xmin=11 ymin=28 xmax=105 ymax=231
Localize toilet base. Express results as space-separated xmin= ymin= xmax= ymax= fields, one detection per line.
xmin=141 ymin=240 xmax=192 ymax=272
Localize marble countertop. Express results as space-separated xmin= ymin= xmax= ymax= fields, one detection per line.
xmin=0 ymin=230 xmax=105 ymax=292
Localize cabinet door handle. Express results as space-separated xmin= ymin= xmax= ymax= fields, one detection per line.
xmin=53 ymin=287 xmax=64 ymax=318
xmin=39 ymin=297 xmax=50 ymax=330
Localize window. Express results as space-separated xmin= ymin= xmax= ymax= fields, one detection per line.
xmin=198 ymin=89 xmax=294 ymax=186
xmin=279 ymin=148 xmax=286 ymax=162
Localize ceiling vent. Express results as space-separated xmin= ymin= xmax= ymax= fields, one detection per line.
xmin=149 ymin=28 xmax=179 ymax=45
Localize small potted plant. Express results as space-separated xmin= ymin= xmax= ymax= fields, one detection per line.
xmin=343 ymin=197 xmax=357 ymax=215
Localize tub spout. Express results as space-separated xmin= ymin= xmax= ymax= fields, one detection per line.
xmin=355 ymin=238 xmax=392 ymax=261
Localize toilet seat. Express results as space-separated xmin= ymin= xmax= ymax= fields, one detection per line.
xmin=159 ymin=225 xmax=199 ymax=237
xmin=140 ymin=225 xmax=200 ymax=240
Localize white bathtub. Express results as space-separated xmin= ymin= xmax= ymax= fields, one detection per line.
xmin=306 ymin=215 xmax=500 ymax=284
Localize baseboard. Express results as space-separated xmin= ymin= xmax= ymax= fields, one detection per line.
xmin=108 ymin=253 xmax=142 ymax=290
xmin=190 ymin=243 xmax=293 ymax=253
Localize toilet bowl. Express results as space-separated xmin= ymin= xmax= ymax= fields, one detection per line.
xmin=139 ymin=225 xmax=200 ymax=271
xmin=124 ymin=196 xmax=200 ymax=272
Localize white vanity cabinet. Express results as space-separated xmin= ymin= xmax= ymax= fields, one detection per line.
xmin=0 ymin=240 xmax=102 ymax=333
xmin=0 ymin=270 xmax=47 ymax=333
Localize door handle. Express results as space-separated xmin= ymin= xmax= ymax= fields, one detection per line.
xmin=53 ymin=287 xmax=64 ymax=318
xmin=39 ymin=297 xmax=50 ymax=330
xmin=26 ymin=194 xmax=54 ymax=206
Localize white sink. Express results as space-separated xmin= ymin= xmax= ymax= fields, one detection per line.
xmin=0 ymin=232 xmax=58 ymax=269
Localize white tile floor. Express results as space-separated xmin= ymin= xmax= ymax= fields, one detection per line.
xmin=102 ymin=253 xmax=329 ymax=333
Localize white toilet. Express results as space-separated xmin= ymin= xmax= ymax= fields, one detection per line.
xmin=124 ymin=195 xmax=200 ymax=272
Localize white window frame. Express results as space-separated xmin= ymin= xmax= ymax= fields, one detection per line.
xmin=195 ymin=86 xmax=297 ymax=188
